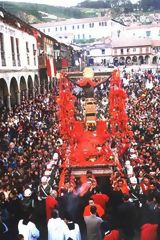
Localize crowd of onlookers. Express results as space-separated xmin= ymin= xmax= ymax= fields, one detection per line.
xmin=0 ymin=67 xmax=159 ymax=240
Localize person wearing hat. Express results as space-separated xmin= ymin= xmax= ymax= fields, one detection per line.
xmin=129 ymin=176 xmax=143 ymax=207
xmin=37 ymin=176 xmax=52 ymax=225
xmin=21 ymin=188 xmax=34 ymax=214
xmin=38 ymin=176 xmax=52 ymax=201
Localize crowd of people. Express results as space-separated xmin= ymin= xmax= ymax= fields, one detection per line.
xmin=0 ymin=67 xmax=159 ymax=240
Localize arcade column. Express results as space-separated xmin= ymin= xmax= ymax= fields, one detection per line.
xmin=7 ymin=95 xmax=11 ymax=110
xmin=17 ymin=91 xmax=21 ymax=105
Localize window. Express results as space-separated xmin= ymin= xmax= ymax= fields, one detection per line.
xmin=133 ymin=48 xmax=136 ymax=52
xmin=102 ymin=49 xmax=105 ymax=54
xmin=64 ymin=26 xmax=67 ymax=30
xmin=78 ymin=34 xmax=80 ymax=39
xmin=89 ymin=23 xmax=92 ymax=28
xmin=146 ymin=31 xmax=151 ymax=37
xmin=82 ymin=24 xmax=84 ymax=29
xmin=105 ymin=22 xmax=107 ymax=26
xmin=16 ymin=38 xmax=21 ymax=66
xmin=158 ymin=30 xmax=160 ymax=36
xmin=43 ymin=29 xmax=45 ymax=32
xmin=120 ymin=48 xmax=123 ymax=54
xmin=26 ymin=42 xmax=30 ymax=65
xmin=87 ymin=51 xmax=90 ymax=55
xmin=114 ymin=49 xmax=117 ymax=54
xmin=102 ymin=22 xmax=104 ymax=26
xmin=99 ymin=22 xmax=101 ymax=26
xmin=72 ymin=25 xmax=75 ymax=30
xmin=146 ymin=47 xmax=149 ymax=53
xmin=0 ymin=32 xmax=6 ymax=66
xmin=55 ymin=27 xmax=57 ymax=31
xmin=11 ymin=36 xmax=16 ymax=66
xmin=64 ymin=36 xmax=68 ymax=39
xmin=60 ymin=27 xmax=62 ymax=31
xmin=77 ymin=25 xmax=79 ymax=29
xmin=127 ymin=48 xmax=130 ymax=53
xmin=83 ymin=34 xmax=85 ymax=39
xmin=33 ymin=44 xmax=36 ymax=66
xmin=140 ymin=47 xmax=142 ymax=53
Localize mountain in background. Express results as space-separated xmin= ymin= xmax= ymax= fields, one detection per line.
xmin=0 ymin=0 xmax=160 ymax=24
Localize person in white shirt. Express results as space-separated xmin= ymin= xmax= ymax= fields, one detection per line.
xmin=48 ymin=209 xmax=69 ymax=240
xmin=64 ymin=214 xmax=81 ymax=240
xmin=18 ymin=211 xmax=40 ymax=240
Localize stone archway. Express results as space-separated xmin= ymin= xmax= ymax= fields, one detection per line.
xmin=10 ymin=77 xmax=19 ymax=107
xmin=0 ymin=78 xmax=9 ymax=108
xmin=126 ymin=57 xmax=131 ymax=65
xmin=132 ymin=56 xmax=137 ymax=64
xmin=20 ymin=76 xmax=27 ymax=101
xmin=119 ymin=57 xmax=125 ymax=66
xmin=28 ymin=75 xmax=34 ymax=99
xmin=152 ymin=56 xmax=157 ymax=64
xmin=145 ymin=55 xmax=150 ymax=64
xmin=113 ymin=57 xmax=118 ymax=67
xmin=138 ymin=56 xmax=144 ymax=65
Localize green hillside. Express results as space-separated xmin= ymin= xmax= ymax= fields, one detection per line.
xmin=0 ymin=1 xmax=93 ymax=23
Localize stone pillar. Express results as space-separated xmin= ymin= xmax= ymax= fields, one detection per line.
xmin=32 ymin=88 xmax=35 ymax=99
xmin=17 ymin=91 xmax=21 ymax=105
xmin=26 ymin=88 xmax=29 ymax=100
xmin=7 ymin=95 xmax=11 ymax=110
xmin=37 ymin=86 xmax=40 ymax=95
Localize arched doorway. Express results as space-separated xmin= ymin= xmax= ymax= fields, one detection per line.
xmin=132 ymin=56 xmax=137 ymax=64
xmin=152 ymin=56 xmax=157 ymax=64
xmin=28 ymin=76 xmax=33 ymax=98
xmin=10 ymin=77 xmax=18 ymax=107
xmin=145 ymin=55 xmax=150 ymax=64
xmin=119 ymin=57 xmax=125 ymax=66
xmin=0 ymin=78 xmax=9 ymax=108
xmin=138 ymin=56 xmax=144 ymax=65
xmin=113 ymin=57 xmax=118 ymax=67
xmin=126 ymin=57 xmax=131 ymax=65
xmin=20 ymin=76 xmax=27 ymax=101
xmin=34 ymin=74 xmax=39 ymax=97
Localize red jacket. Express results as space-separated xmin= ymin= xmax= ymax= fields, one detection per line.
xmin=91 ymin=193 xmax=109 ymax=211
xmin=45 ymin=196 xmax=58 ymax=222
xmin=140 ymin=224 xmax=158 ymax=240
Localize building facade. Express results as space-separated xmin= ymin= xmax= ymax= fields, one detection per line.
xmin=0 ymin=9 xmax=39 ymax=109
xmin=32 ymin=16 xmax=125 ymax=44
xmin=112 ymin=38 xmax=160 ymax=66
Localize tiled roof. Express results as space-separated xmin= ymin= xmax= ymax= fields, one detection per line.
xmin=126 ymin=23 xmax=160 ymax=30
xmin=112 ymin=37 xmax=152 ymax=48
xmin=32 ymin=16 xmax=112 ymax=28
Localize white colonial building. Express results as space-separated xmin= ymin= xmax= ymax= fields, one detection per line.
xmin=112 ymin=37 xmax=160 ymax=66
xmin=0 ymin=9 xmax=39 ymax=109
xmin=84 ymin=42 xmax=112 ymax=66
xmin=123 ymin=23 xmax=160 ymax=40
xmin=32 ymin=16 xmax=125 ymax=44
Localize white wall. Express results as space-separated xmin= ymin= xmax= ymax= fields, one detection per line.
xmin=35 ymin=19 xmax=124 ymax=44
xmin=0 ymin=20 xmax=38 ymax=71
